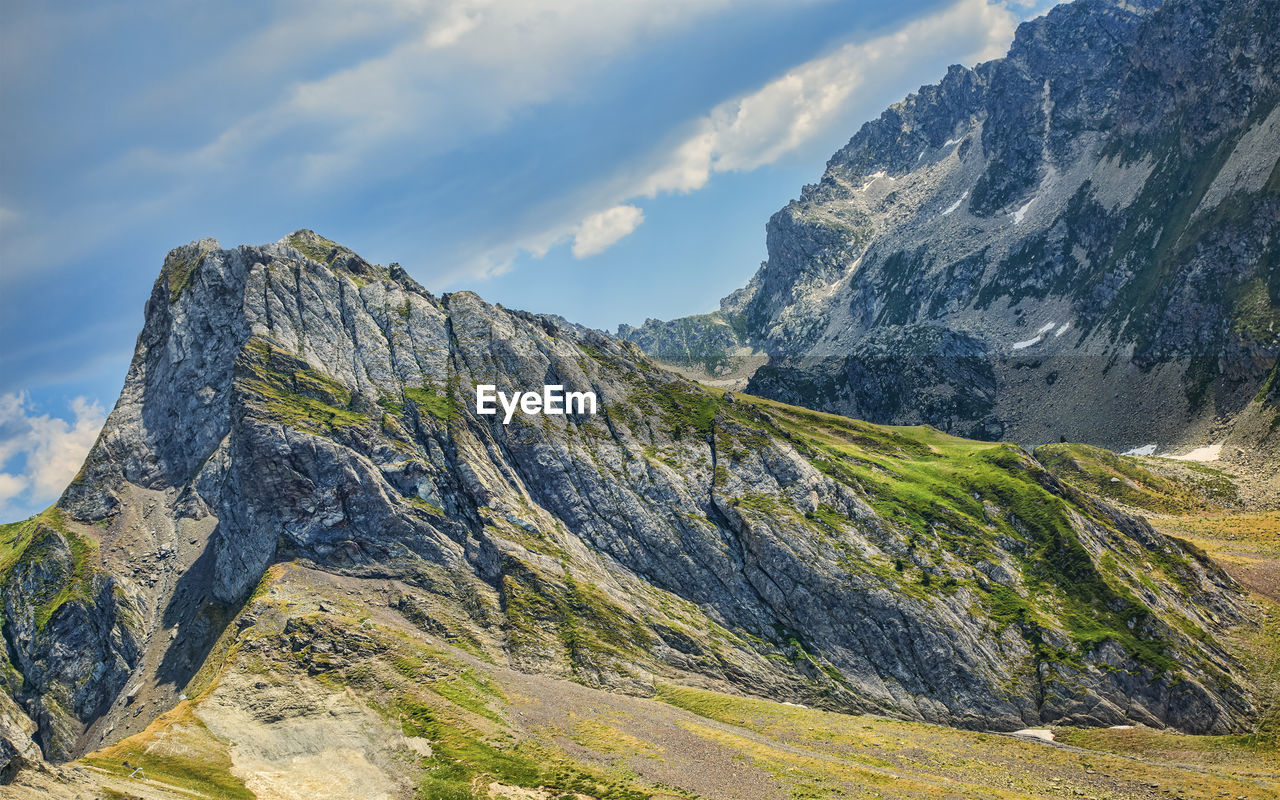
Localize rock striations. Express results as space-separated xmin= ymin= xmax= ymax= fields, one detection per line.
xmin=620 ymin=0 xmax=1280 ymax=453
xmin=0 ymin=231 xmax=1266 ymax=774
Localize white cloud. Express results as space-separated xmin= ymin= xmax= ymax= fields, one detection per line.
xmin=571 ymin=205 xmax=645 ymax=258
xmin=1 ymin=0 xmax=1035 ymax=289
xmin=0 ymin=394 xmax=107 ymax=521
xmin=3 ymin=0 xmax=808 ymax=287
xmin=115 ymin=0 xmax=780 ymax=185
xmin=470 ymin=0 xmax=1022 ymax=267
xmin=0 ymin=473 xmax=27 ymax=508
xmin=639 ymin=0 xmax=1019 ymax=196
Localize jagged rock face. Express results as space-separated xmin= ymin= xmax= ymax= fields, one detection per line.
xmin=0 ymin=231 xmax=1264 ymax=768
xmin=621 ymin=0 xmax=1280 ymax=449
xmin=0 ymin=513 xmax=140 ymax=763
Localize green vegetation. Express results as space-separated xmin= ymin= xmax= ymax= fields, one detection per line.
xmin=163 ymin=245 xmax=214 ymax=302
xmin=239 ymin=337 xmax=369 ymax=434
xmin=653 ymin=681 xmax=1278 ymax=798
xmin=1036 ymin=442 xmax=1240 ymax=514
xmin=630 ymin=380 xmax=718 ymax=440
xmin=600 ymin=379 xmax=1199 ymax=673
xmin=286 ymin=231 xmax=342 ymax=265
xmin=1056 ymin=724 xmax=1279 ymax=776
xmin=1036 ymin=442 xmax=1206 ymax=514
xmin=404 ymin=384 xmax=457 ymax=423
xmin=500 ymin=564 xmax=653 ymax=675
xmin=1232 ymin=275 xmax=1280 ymax=342
xmin=390 ymin=650 xmax=505 ymax=724
xmin=377 ymin=395 xmax=406 ymax=415
xmin=0 ymin=508 xmax=98 ymax=632
xmin=722 ymin=394 xmax=1182 ymax=673
xmin=396 ymin=697 xmax=650 ymax=800
xmin=404 ymin=495 xmax=445 ymax=516
xmin=83 ymin=704 xmax=254 ymax=800
xmin=806 ymin=503 xmax=850 ymax=534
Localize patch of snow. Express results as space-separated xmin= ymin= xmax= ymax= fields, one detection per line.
xmin=1011 ymin=196 xmax=1036 ymax=224
xmin=1109 ymin=725 xmax=1134 ymax=730
xmin=1165 ymin=443 xmax=1223 ymax=462
xmin=1123 ymin=444 xmax=1157 ymax=456
xmin=917 ymin=149 xmax=925 ymax=162
xmin=941 ymin=191 xmax=969 ymax=216
xmin=859 ymin=170 xmax=889 ymax=191
xmin=1013 ymin=729 xmax=1055 ymax=742
xmin=1012 ymin=335 xmax=1043 ymax=350
xmin=1035 ymin=322 xmax=1056 ymax=336
xmin=1054 ymin=321 xmax=1071 ymax=337
xmin=944 ymin=137 xmax=963 ymax=147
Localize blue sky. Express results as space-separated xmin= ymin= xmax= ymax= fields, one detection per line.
xmin=0 ymin=0 xmax=1056 ymax=520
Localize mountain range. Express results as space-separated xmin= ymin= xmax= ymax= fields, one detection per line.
xmin=2 ymin=0 xmax=1278 ymax=797
xmin=1 ymin=228 xmax=1273 ymax=798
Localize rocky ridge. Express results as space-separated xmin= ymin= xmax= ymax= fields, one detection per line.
xmin=0 ymin=231 xmax=1267 ymax=779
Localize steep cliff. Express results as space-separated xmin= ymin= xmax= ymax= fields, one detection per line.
xmin=0 ymin=231 xmax=1265 ymax=774
xmin=621 ymin=0 xmax=1280 ymax=455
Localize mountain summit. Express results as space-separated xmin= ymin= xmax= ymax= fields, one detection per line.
xmin=621 ymin=0 xmax=1279 ymax=458
xmin=0 ymin=230 xmax=1264 ymax=781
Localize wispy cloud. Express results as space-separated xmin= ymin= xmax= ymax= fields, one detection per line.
xmin=0 ymin=394 xmax=106 ymax=521
xmin=464 ymin=0 xmax=1021 ymax=266
xmin=1 ymin=0 xmax=801 ymax=286
xmin=113 ymin=0 xmax=782 ymax=185
xmin=571 ymin=205 xmax=646 ymax=258
xmin=639 ymin=0 xmax=1017 ymax=194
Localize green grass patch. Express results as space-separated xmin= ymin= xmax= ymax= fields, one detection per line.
xmin=629 ymin=380 xmax=719 ymax=440
xmin=722 ymin=396 xmax=1180 ymax=673
xmin=396 ymin=697 xmax=650 ymax=800
xmin=1035 ymin=442 xmax=1221 ymax=515
xmin=287 ymin=231 xmax=342 ymax=264
xmin=239 ymin=338 xmax=368 ymax=434
xmin=82 ymin=706 xmax=253 ymax=800
xmin=404 ymin=385 xmax=457 ymax=423
xmin=500 ymin=565 xmax=653 ymax=674
xmin=0 ymin=508 xmax=99 ymax=632
xmin=162 ymin=244 xmax=215 ymax=302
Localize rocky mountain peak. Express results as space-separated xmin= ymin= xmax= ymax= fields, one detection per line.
xmin=0 ymin=231 xmax=1266 ymax=770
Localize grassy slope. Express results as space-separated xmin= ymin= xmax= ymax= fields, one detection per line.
xmin=49 ymin=564 xmax=1279 ymax=800
xmin=1147 ymin=510 xmax=1280 ymax=741
xmin=1035 ymin=442 xmax=1240 ymax=515
xmin=6 ymin=353 xmax=1274 ymax=798
xmin=696 ymin=390 xmax=1210 ymax=674
xmin=0 ymin=508 xmax=99 ymax=633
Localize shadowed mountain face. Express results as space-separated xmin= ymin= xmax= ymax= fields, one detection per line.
xmin=620 ymin=0 xmax=1280 ymax=451
xmin=0 ymin=231 xmax=1264 ymax=770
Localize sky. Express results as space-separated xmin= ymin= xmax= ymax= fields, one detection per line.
xmin=0 ymin=0 xmax=1058 ymax=521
